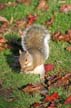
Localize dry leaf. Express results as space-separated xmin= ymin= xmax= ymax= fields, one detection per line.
xmin=60 ymin=4 xmax=71 ymax=13
xmin=19 ymin=83 xmax=44 ymax=94
xmin=45 ymin=17 xmax=54 ymax=26
xmin=66 ymin=46 xmax=71 ymax=52
xmin=26 ymin=14 xmax=37 ymax=27
xmin=37 ymin=0 xmax=49 ymax=10
xmin=64 ymin=96 xmax=71 ymax=104
xmin=53 ymin=31 xmax=64 ymax=41
xmin=47 ymin=102 xmax=56 ymax=108
xmin=0 ymin=36 xmax=12 ymax=51
xmin=44 ymin=73 xmax=71 ymax=90
xmin=44 ymin=92 xmax=59 ymax=102
xmin=0 ymin=3 xmax=6 ymax=10
xmin=0 ymin=16 xmax=9 ymax=23
xmin=31 ymin=102 xmax=42 ymax=108
xmin=53 ymin=31 xmax=71 ymax=42
xmin=44 ymin=64 xmax=55 ymax=73
xmin=0 ymin=36 xmax=7 ymax=43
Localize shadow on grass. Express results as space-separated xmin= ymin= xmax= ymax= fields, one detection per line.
xmin=4 ymin=38 xmax=23 ymax=73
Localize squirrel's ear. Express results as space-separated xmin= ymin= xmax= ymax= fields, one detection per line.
xmin=19 ymin=50 xmax=22 ymax=54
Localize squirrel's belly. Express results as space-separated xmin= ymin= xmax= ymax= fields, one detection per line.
xmin=28 ymin=64 xmax=45 ymax=78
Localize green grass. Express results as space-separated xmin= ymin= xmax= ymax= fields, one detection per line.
xmin=0 ymin=0 xmax=71 ymax=108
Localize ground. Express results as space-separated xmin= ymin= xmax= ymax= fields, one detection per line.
xmin=0 ymin=0 xmax=71 ymax=108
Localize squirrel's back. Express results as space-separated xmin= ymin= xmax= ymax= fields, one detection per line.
xmin=22 ymin=24 xmax=50 ymax=59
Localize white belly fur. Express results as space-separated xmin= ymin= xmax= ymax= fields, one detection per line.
xmin=26 ymin=64 xmax=45 ymax=78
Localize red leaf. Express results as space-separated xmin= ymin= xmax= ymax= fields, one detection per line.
xmin=32 ymin=102 xmax=41 ymax=108
xmin=27 ymin=14 xmax=37 ymax=26
xmin=44 ymin=92 xmax=59 ymax=102
xmin=44 ymin=64 xmax=54 ymax=72
xmin=64 ymin=96 xmax=71 ymax=104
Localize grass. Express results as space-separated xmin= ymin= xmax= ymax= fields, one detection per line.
xmin=0 ymin=0 xmax=71 ymax=108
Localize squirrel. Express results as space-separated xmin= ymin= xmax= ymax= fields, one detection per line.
xmin=19 ymin=24 xmax=50 ymax=78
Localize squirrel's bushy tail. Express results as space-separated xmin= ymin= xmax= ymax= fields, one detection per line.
xmin=21 ymin=24 xmax=50 ymax=59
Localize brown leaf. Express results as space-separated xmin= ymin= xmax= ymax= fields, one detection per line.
xmin=53 ymin=31 xmax=71 ymax=42
xmin=0 ymin=3 xmax=6 ymax=10
xmin=0 ymin=36 xmax=12 ymax=51
xmin=45 ymin=73 xmax=71 ymax=90
xmin=0 ymin=16 xmax=9 ymax=23
xmin=0 ymin=36 xmax=7 ymax=44
xmin=66 ymin=46 xmax=71 ymax=52
xmin=37 ymin=0 xmax=49 ymax=10
xmin=45 ymin=17 xmax=54 ymax=26
xmin=60 ymin=4 xmax=71 ymax=13
xmin=19 ymin=83 xmax=44 ymax=94
xmin=53 ymin=31 xmax=64 ymax=41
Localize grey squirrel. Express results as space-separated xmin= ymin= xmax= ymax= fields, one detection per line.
xmin=19 ymin=24 xmax=50 ymax=78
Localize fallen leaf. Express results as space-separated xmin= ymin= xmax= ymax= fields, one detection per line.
xmin=37 ymin=0 xmax=49 ymax=10
xmin=44 ymin=64 xmax=54 ymax=73
xmin=0 ymin=16 xmax=9 ymax=23
xmin=60 ymin=4 xmax=71 ymax=13
xmin=46 ymin=73 xmax=71 ymax=90
xmin=0 ymin=36 xmax=12 ymax=51
xmin=0 ymin=3 xmax=6 ymax=10
xmin=44 ymin=92 xmax=59 ymax=102
xmin=0 ymin=37 xmax=7 ymax=44
xmin=64 ymin=96 xmax=71 ymax=104
xmin=27 ymin=14 xmax=37 ymax=26
xmin=31 ymin=102 xmax=41 ymax=108
xmin=19 ymin=83 xmax=44 ymax=94
xmin=66 ymin=46 xmax=71 ymax=52
xmin=53 ymin=31 xmax=71 ymax=42
xmin=53 ymin=31 xmax=64 ymax=41
xmin=47 ymin=102 xmax=56 ymax=108
xmin=45 ymin=17 xmax=54 ymax=26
